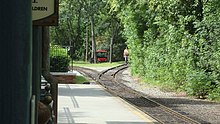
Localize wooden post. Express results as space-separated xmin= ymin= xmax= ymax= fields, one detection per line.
xmin=32 ymin=26 xmax=43 ymax=124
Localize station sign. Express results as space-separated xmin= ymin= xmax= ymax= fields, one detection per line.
xmin=32 ymin=0 xmax=58 ymax=26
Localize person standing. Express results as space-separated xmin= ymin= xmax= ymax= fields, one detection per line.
xmin=123 ymin=47 xmax=129 ymax=64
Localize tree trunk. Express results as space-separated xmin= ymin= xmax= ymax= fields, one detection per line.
xmin=75 ymin=4 xmax=82 ymax=59
xmin=42 ymin=26 xmax=58 ymax=85
xmin=109 ymin=37 xmax=113 ymax=63
xmin=85 ymin=25 xmax=89 ymax=62
xmin=67 ymin=19 xmax=76 ymax=58
xmin=42 ymin=26 xmax=59 ymax=123
xmin=109 ymin=17 xmax=117 ymax=63
xmin=90 ymin=15 xmax=97 ymax=63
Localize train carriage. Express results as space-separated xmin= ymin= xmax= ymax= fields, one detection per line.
xmin=96 ymin=50 xmax=108 ymax=62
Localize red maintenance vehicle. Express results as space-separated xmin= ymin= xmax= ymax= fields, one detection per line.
xmin=96 ymin=50 xmax=108 ymax=62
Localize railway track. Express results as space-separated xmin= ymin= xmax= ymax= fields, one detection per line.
xmin=73 ymin=64 xmax=201 ymax=124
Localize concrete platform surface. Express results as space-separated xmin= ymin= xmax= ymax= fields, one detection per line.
xmin=58 ymin=84 xmax=157 ymax=124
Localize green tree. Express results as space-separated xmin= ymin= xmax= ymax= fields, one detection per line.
xmin=108 ymin=0 xmax=220 ymax=100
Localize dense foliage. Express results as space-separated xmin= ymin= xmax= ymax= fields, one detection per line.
xmin=50 ymin=45 xmax=71 ymax=72
xmin=108 ymin=0 xmax=220 ymax=101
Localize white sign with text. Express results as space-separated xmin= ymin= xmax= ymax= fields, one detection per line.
xmin=32 ymin=0 xmax=54 ymax=21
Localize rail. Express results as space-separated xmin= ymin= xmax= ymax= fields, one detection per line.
xmin=73 ymin=65 xmax=201 ymax=124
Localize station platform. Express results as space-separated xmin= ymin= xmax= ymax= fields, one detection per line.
xmin=57 ymin=84 xmax=157 ymax=124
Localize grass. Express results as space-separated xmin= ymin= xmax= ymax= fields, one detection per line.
xmin=70 ymin=61 xmax=124 ymax=67
xmin=74 ymin=75 xmax=90 ymax=84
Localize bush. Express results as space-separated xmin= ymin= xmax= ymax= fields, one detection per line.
xmin=50 ymin=56 xmax=70 ymax=72
xmin=208 ymin=83 xmax=220 ymax=101
xmin=50 ymin=45 xmax=71 ymax=72
xmin=184 ymin=71 xmax=216 ymax=98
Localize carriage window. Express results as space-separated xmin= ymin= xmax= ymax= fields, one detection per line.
xmin=97 ymin=52 xmax=106 ymax=58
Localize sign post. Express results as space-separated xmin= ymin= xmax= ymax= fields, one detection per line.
xmin=32 ymin=0 xmax=58 ymax=123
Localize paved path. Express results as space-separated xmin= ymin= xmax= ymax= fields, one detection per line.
xmin=58 ymin=84 xmax=157 ymax=124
